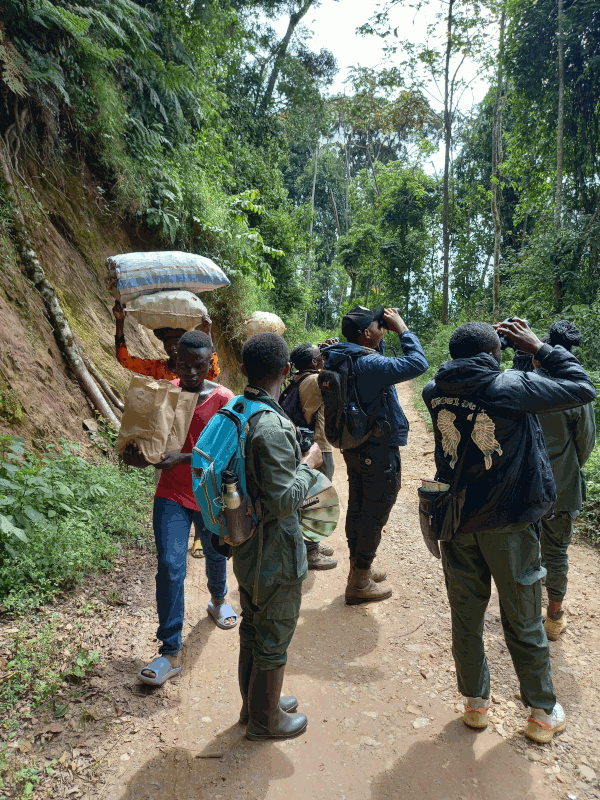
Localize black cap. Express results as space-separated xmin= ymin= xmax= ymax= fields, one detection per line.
xmin=341 ymin=305 xmax=385 ymax=339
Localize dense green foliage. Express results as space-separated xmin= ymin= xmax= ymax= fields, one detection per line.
xmin=0 ymin=436 xmax=153 ymax=611
xmin=1 ymin=0 xmax=599 ymax=339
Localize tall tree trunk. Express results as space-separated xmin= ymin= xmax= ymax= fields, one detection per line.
xmin=260 ymin=0 xmax=314 ymax=113
xmin=0 ymin=142 xmax=120 ymax=428
xmin=303 ymin=144 xmax=319 ymax=330
xmin=74 ymin=334 xmax=124 ymax=413
xmin=343 ymin=133 xmax=351 ymax=234
xmin=429 ymin=244 xmax=436 ymax=317
xmin=329 ymin=186 xmax=342 ymax=238
xmin=555 ymin=0 xmax=565 ymax=231
xmin=491 ymin=5 xmax=506 ymax=320
xmin=553 ymin=0 xmax=565 ymax=309
xmin=442 ymin=0 xmax=455 ymax=325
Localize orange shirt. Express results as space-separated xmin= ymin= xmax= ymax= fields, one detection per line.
xmin=115 ymin=338 xmax=220 ymax=381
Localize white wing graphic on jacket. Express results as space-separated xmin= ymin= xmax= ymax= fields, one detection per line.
xmin=438 ymin=409 xmax=460 ymax=468
xmin=469 ymin=411 xmax=503 ymax=470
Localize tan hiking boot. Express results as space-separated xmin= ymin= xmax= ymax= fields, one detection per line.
xmin=524 ymin=703 xmax=566 ymax=743
xmin=370 ymin=565 xmax=387 ymax=583
xmin=348 ymin=558 xmax=387 ymax=583
xmin=307 ymin=548 xmax=337 ymax=570
xmin=345 ymin=566 xmax=392 ymax=605
xmin=463 ymin=697 xmax=490 ymax=729
xmin=544 ymin=610 xmax=567 ymax=641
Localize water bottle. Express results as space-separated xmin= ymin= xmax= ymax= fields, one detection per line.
xmin=221 ymin=470 xmax=249 ymax=545
xmin=346 ymin=401 xmax=365 ymax=437
xmin=222 ymin=470 xmax=242 ymax=510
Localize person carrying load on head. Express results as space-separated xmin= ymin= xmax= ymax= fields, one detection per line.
xmin=113 ymin=300 xmax=220 ymax=558
xmin=120 ymin=331 xmax=236 ymax=687
xmin=278 ymin=343 xmax=337 ymax=571
xmin=532 ymin=321 xmax=596 ymax=641
xmin=422 ymin=318 xmax=596 ymax=743
xmin=322 ymin=307 xmax=428 ymax=605
xmin=112 ymin=300 xmax=220 ymax=382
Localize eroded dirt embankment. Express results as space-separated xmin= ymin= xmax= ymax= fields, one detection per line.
xmin=0 ymin=165 xmax=243 ymax=447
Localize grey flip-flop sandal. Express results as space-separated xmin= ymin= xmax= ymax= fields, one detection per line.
xmin=207 ymin=600 xmax=238 ymax=630
xmin=138 ymin=656 xmax=182 ymax=686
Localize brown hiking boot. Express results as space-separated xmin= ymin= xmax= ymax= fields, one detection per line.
xmin=348 ymin=558 xmax=387 ymax=583
xmin=307 ymin=548 xmax=337 ymax=570
xmin=345 ymin=566 xmax=392 ymax=605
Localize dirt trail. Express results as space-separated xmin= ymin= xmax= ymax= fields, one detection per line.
xmin=26 ymin=381 xmax=600 ymax=800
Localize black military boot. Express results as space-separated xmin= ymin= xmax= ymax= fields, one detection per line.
xmin=238 ymin=648 xmax=298 ymax=725
xmin=245 ymin=665 xmax=307 ymax=740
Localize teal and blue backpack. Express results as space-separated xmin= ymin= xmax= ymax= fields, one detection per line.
xmin=191 ymin=395 xmax=279 ymax=544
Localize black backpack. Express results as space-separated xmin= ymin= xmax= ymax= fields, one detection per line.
xmin=279 ymin=373 xmax=316 ymax=430
xmin=318 ymin=348 xmax=389 ymax=450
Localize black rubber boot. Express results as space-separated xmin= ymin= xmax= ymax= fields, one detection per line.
xmin=246 ymin=665 xmax=307 ymax=741
xmin=238 ymin=648 xmax=297 ymax=725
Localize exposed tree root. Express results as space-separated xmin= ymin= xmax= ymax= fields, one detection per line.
xmin=0 ymin=140 xmax=120 ymax=428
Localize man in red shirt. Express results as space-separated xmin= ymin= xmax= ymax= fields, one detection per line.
xmin=122 ymin=330 xmax=235 ymax=685
xmin=114 ymin=300 xmax=219 ymax=558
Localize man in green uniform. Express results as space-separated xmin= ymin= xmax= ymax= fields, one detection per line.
xmin=423 ymin=319 xmax=596 ymax=743
xmin=532 ymin=321 xmax=596 ymax=640
xmin=234 ymin=332 xmax=322 ymax=741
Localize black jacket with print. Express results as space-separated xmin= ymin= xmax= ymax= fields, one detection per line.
xmin=422 ymin=345 xmax=596 ymax=534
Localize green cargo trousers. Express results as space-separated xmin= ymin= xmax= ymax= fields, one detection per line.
xmin=541 ymin=512 xmax=574 ymax=603
xmin=238 ymin=581 xmax=303 ymax=671
xmin=441 ymin=524 xmax=556 ymax=713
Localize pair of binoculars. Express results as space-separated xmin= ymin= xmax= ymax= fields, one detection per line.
xmin=381 ymin=308 xmax=402 ymax=329
xmin=498 ymin=317 xmax=532 ymax=350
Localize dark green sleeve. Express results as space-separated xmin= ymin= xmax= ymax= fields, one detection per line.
xmin=251 ymin=419 xmax=317 ymax=519
xmin=573 ymin=402 xmax=596 ymax=468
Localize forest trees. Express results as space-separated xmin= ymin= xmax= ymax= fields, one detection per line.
xmin=0 ymin=0 xmax=599 ymax=351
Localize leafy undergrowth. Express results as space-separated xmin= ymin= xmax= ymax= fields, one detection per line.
xmin=0 ymin=433 xmax=154 ymax=797
xmin=0 ymin=435 xmax=153 ymax=613
xmin=578 ymin=445 xmax=600 ymax=546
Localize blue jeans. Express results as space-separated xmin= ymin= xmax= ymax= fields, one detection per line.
xmin=153 ymin=498 xmax=228 ymax=655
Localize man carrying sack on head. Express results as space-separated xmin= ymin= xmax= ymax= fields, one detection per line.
xmin=422 ymin=319 xmax=596 ymax=743
xmin=120 ymin=331 xmax=236 ymax=686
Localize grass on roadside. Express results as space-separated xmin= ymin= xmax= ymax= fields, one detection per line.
xmin=0 ymin=615 xmax=100 ymax=712
xmin=0 ymin=435 xmax=154 ymax=612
